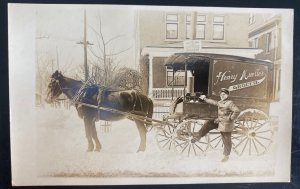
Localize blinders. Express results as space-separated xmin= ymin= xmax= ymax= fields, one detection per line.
xmin=46 ymin=77 xmax=62 ymax=102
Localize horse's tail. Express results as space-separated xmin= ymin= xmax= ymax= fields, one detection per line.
xmin=146 ymin=97 xmax=153 ymax=126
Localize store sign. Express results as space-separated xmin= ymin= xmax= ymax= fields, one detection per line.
xmin=183 ymin=40 xmax=202 ymax=52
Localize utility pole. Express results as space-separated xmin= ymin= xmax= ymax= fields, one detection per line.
xmin=56 ymin=46 xmax=59 ymax=71
xmin=77 ymin=9 xmax=93 ymax=81
xmin=51 ymin=58 xmax=54 ymax=73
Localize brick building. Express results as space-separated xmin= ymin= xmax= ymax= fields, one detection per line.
xmin=248 ymin=13 xmax=281 ymax=101
xmin=136 ymin=10 xmax=265 ymax=103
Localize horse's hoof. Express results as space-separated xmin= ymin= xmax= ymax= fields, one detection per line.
xmin=137 ymin=148 xmax=145 ymax=153
xmin=94 ymin=148 xmax=101 ymax=152
xmin=87 ymin=148 xmax=94 ymax=152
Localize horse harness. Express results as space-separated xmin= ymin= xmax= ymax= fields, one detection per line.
xmin=52 ymin=77 xmax=147 ymax=118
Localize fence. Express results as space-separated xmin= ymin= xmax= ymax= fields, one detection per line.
xmin=152 ymin=88 xmax=184 ymax=99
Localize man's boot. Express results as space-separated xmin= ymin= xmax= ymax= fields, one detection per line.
xmin=221 ymin=155 xmax=229 ymax=162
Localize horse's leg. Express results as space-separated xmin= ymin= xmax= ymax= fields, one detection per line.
xmin=135 ymin=120 xmax=147 ymax=152
xmin=84 ymin=117 xmax=94 ymax=152
xmin=90 ymin=120 xmax=102 ymax=152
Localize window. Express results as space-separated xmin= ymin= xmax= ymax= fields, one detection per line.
xmin=252 ymin=38 xmax=258 ymax=48
xmin=273 ymin=65 xmax=281 ymax=101
xmin=166 ymin=69 xmax=185 ymax=86
xmin=197 ymin=15 xmax=206 ymax=22
xmin=196 ymin=24 xmax=205 ymax=39
xmin=266 ymin=32 xmax=272 ymax=52
xmin=249 ymin=14 xmax=256 ymax=25
xmin=186 ymin=15 xmax=191 ymax=39
xmin=213 ymin=24 xmax=224 ymax=40
xmin=213 ymin=16 xmax=224 ymax=40
xmin=166 ymin=14 xmax=178 ymax=39
xmin=213 ymin=16 xmax=224 ymax=23
xmin=196 ymin=15 xmax=206 ymax=39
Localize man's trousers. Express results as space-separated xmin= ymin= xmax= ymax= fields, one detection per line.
xmin=198 ymin=120 xmax=232 ymax=156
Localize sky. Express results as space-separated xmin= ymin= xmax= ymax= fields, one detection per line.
xmin=34 ymin=5 xmax=288 ymax=76
xmin=36 ymin=5 xmax=137 ymax=76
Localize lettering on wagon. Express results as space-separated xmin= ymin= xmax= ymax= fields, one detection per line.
xmin=228 ymin=76 xmax=266 ymax=91
xmin=214 ymin=69 xmax=266 ymax=91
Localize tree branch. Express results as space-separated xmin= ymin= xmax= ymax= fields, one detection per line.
xmin=106 ymin=46 xmax=132 ymax=56
xmin=105 ymin=34 xmax=126 ymax=45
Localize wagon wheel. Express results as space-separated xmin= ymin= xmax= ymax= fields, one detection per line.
xmin=156 ymin=120 xmax=178 ymax=152
xmin=173 ymin=120 xmax=209 ymax=157
xmin=232 ymin=109 xmax=274 ymax=156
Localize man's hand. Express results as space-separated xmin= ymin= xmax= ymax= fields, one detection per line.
xmin=199 ymin=95 xmax=206 ymax=100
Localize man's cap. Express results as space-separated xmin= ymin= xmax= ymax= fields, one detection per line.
xmin=220 ymin=88 xmax=230 ymax=95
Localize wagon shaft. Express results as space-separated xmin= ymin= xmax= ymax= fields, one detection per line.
xmin=70 ymin=100 xmax=173 ymax=127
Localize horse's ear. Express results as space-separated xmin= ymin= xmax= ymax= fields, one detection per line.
xmin=53 ymin=70 xmax=59 ymax=76
xmin=52 ymin=70 xmax=61 ymax=79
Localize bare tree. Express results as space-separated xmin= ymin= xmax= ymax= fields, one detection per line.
xmin=87 ymin=15 xmax=132 ymax=87
xmin=113 ymin=67 xmax=142 ymax=92
xmin=36 ymin=53 xmax=55 ymax=105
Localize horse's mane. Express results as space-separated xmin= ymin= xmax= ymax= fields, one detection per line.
xmin=59 ymin=74 xmax=83 ymax=87
xmin=59 ymin=72 xmax=132 ymax=93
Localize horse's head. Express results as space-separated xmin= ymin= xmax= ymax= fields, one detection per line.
xmin=45 ymin=70 xmax=63 ymax=104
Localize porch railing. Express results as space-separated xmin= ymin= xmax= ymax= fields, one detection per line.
xmin=151 ymin=88 xmax=184 ymax=99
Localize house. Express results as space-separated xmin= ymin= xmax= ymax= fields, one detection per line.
xmin=136 ymin=10 xmax=263 ymax=104
xmin=248 ymin=13 xmax=281 ymax=101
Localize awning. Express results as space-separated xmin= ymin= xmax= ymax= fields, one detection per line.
xmin=164 ymin=53 xmax=272 ymax=71
xmin=164 ymin=53 xmax=210 ymax=71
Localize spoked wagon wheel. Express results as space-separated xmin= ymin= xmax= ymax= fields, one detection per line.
xmin=156 ymin=121 xmax=178 ymax=152
xmin=207 ymin=130 xmax=224 ymax=149
xmin=232 ymin=109 xmax=274 ymax=156
xmin=173 ymin=120 xmax=209 ymax=157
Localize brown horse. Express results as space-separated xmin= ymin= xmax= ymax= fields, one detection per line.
xmin=45 ymin=71 xmax=153 ymax=152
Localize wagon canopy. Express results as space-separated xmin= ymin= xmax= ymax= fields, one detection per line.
xmin=164 ymin=52 xmax=274 ymax=100
xmin=164 ymin=53 xmax=272 ymax=71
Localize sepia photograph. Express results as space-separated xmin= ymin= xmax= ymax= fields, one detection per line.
xmin=8 ymin=4 xmax=293 ymax=185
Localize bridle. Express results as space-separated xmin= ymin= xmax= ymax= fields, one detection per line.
xmin=48 ymin=78 xmax=70 ymax=101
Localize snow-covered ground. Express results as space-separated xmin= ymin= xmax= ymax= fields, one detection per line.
xmin=36 ymin=105 xmax=277 ymax=178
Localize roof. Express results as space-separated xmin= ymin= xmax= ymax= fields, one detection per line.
xmin=146 ymin=41 xmax=249 ymax=48
xmin=164 ymin=52 xmax=272 ymax=70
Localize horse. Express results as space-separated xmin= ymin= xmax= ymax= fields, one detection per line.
xmin=45 ymin=71 xmax=153 ymax=152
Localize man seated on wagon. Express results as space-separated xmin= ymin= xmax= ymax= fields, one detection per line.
xmin=192 ymin=88 xmax=240 ymax=162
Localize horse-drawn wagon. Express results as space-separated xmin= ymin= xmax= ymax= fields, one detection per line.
xmin=46 ymin=53 xmax=277 ymax=157
xmin=156 ymin=53 xmax=276 ymax=157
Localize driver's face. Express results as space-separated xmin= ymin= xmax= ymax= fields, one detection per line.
xmin=220 ymin=92 xmax=229 ymax=100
